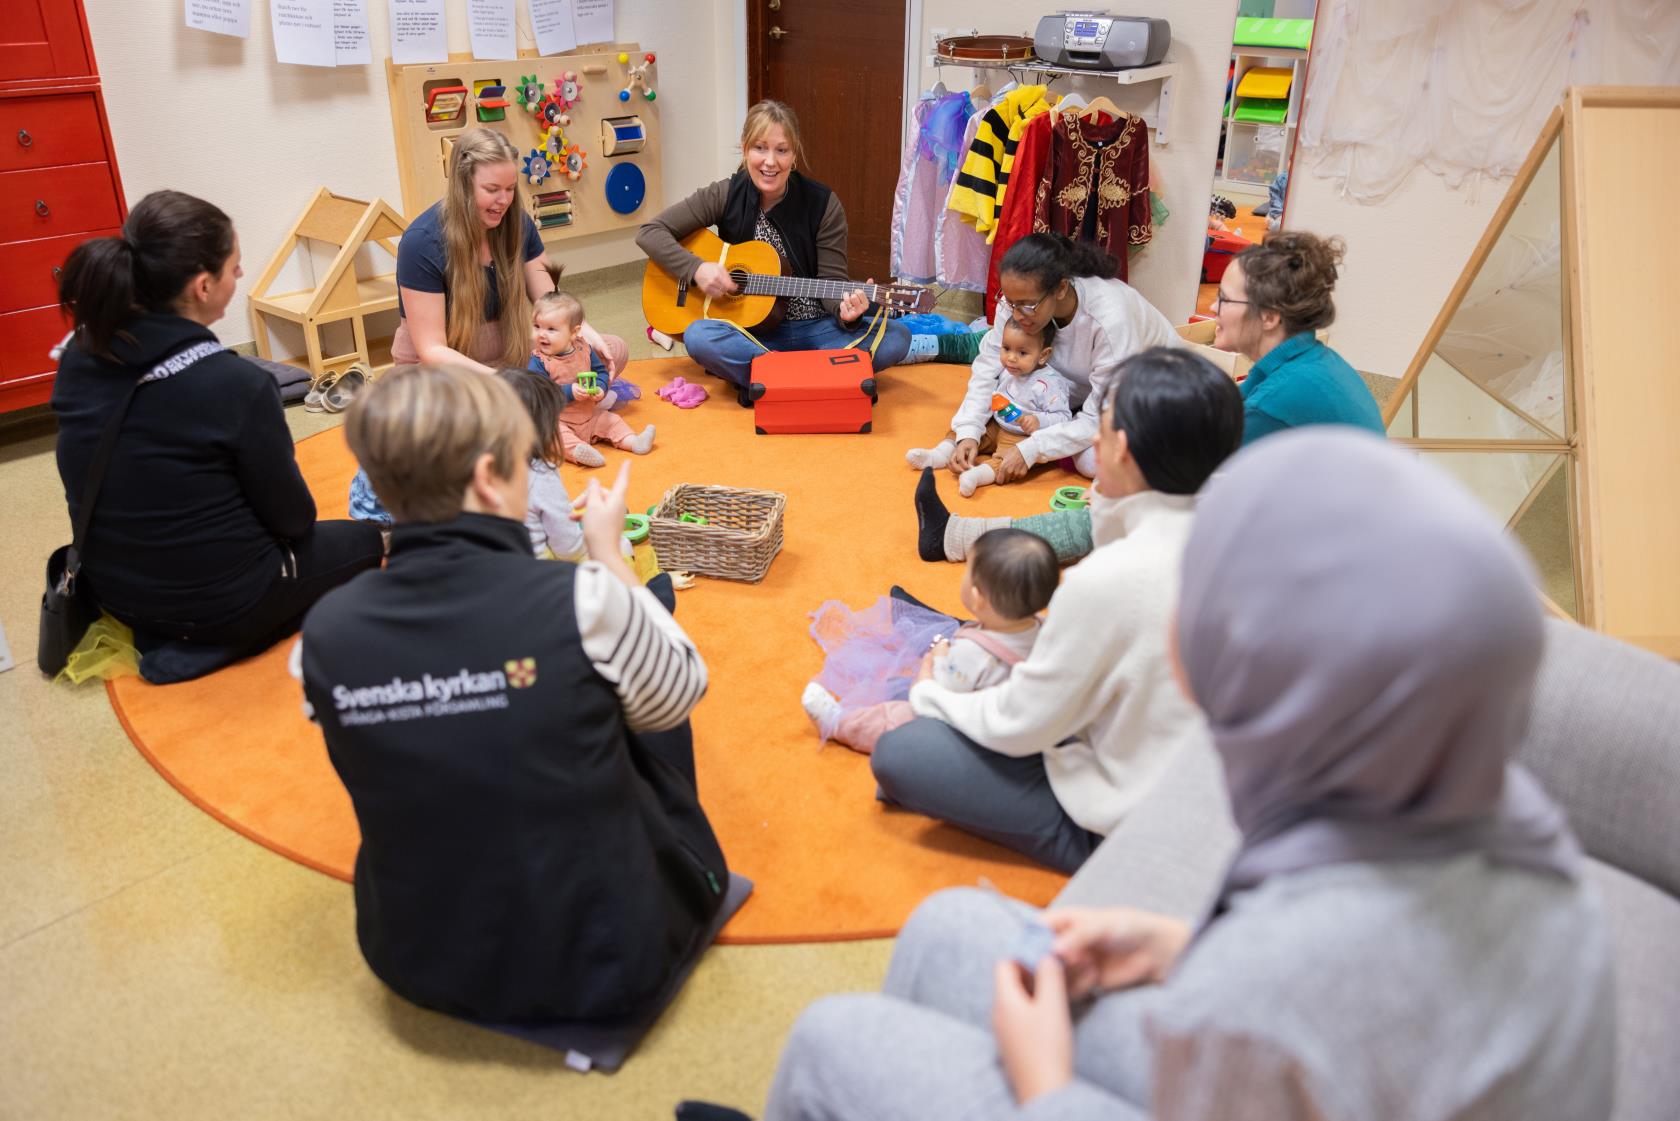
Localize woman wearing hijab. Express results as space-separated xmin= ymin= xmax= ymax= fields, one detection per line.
xmin=730 ymin=430 xmax=1614 ymax=1121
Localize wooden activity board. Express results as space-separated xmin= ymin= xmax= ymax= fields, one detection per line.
xmin=385 ymin=44 xmax=663 ymax=245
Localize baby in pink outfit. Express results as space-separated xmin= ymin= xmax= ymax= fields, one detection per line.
xmin=802 ymin=528 xmax=1058 ymax=754
xmin=530 ymin=290 xmax=654 ymax=467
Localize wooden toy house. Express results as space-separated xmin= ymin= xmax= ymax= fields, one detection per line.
xmin=247 ymin=189 xmax=407 ymax=379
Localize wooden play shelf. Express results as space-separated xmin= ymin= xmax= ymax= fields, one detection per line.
xmin=247 ymin=189 xmax=407 ymax=379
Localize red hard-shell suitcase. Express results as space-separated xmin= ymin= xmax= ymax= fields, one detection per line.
xmin=748 ymin=349 xmax=878 ymax=435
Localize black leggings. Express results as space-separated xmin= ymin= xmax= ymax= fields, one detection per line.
xmin=132 ymin=520 xmax=384 ymax=682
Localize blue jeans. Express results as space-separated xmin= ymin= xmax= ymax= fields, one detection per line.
xmin=682 ymin=314 xmax=912 ymax=392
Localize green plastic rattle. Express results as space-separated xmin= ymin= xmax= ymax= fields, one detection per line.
xmin=575 ymin=370 xmax=599 ymax=393
xmin=623 ymin=513 xmax=651 ymax=544
xmin=1050 ymin=485 xmax=1090 ymax=511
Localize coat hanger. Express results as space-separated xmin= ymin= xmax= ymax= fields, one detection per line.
xmin=1057 ymin=91 xmax=1088 ymax=111
xmin=970 ymin=81 xmax=992 ymax=103
xmin=1073 ymin=95 xmax=1123 ymax=123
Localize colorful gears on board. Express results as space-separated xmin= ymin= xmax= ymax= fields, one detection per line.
xmin=535 ymin=92 xmax=572 ymax=130
xmin=523 ymin=148 xmax=555 ymax=186
xmin=515 ymin=74 xmax=545 ymax=112
xmin=562 ymin=143 xmax=588 ymax=181
xmin=556 ymin=71 xmax=583 ymax=110
xmin=541 ymin=125 xmax=568 ymax=161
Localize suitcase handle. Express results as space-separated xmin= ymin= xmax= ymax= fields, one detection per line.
xmin=826 ymin=351 xmax=863 ymax=367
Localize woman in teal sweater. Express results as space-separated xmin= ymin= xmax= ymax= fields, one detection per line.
xmin=917 ymin=231 xmax=1384 ymax=564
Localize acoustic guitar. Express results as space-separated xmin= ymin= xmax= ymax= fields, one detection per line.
xmin=642 ymin=228 xmax=936 ymax=338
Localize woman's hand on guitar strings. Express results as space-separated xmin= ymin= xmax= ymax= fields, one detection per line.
xmin=838 ymin=281 xmax=873 ymax=325
xmin=693 ymin=262 xmax=739 ymax=299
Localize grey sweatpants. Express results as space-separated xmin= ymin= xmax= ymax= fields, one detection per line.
xmin=764 ymin=888 xmax=1158 ymax=1121
xmin=872 ymin=718 xmax=1102 ymax=874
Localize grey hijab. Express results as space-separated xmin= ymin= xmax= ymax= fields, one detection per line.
xmin=1177 ymin=430 xmax=1580 ymax=899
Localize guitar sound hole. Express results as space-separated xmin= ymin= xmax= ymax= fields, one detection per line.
xmin=728 ymin=269 xmax=752 ymax=295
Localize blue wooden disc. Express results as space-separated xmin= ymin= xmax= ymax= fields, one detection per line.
xmin=604 ymin=162 xmax=646 ymax=214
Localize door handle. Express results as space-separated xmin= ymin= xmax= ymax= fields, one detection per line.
xmin=768 ymin=25 xmax=787 ymax=39
xmin=35 ymin=199 xmax=50 ymax=217
xmin=17 ymin=128 xmax=33 ymax=148
xmin=768 ymin=0 xmax=780 ymax=8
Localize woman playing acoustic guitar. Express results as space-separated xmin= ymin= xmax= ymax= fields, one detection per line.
xmin=636 ymin=100 xmax=911 ymax=404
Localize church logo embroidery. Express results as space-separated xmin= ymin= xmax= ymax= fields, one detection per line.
xmin=505 ymin=658 xmax=538 ymax=688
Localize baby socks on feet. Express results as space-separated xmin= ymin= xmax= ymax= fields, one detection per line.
xmin=958 ymin=464 xmax=996 ymax=497
xmin=801 ymin=682 xmax=843 ymax=734
xmin=626 ymin=425 xmax=657 ymax=455
xmin=906 ymin=439 xmax=956 ymax=470
xmin=905 ymin=333 xmax=940 ymax=362
xmin=569 ymin=444 xmax=606 ymax=467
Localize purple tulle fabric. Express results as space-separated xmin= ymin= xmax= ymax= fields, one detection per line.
xmin=608 ymin=376 xmax=642 ymax=408
xmin=807 ymin=596 xmax=960 ymax=741
xmin=918 ymin=91 xmax=973 ymax=184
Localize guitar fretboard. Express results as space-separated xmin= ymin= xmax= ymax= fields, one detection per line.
xmin=733 ymin=274 xmax=887 ymax=303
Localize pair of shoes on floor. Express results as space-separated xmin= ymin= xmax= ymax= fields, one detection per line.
xmin=303 ymin=364 xmax=369 ymax=413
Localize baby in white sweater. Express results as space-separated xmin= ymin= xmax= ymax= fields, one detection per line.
xmin=803 ymin=529 xmax=1059 ymax=754
xmin=907 ymin=317 xmax=1074 ymax=497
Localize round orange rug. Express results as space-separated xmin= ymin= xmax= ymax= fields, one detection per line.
xmin=109 ymin=357 xmax=1072 ymax=942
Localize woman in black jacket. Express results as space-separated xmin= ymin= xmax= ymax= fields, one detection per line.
xmin=52 ymin=189 xmax=382 ymax=681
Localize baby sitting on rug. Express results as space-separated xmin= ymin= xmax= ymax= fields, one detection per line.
xmin=906 ymin=317 xmax=1073 ymax=497
xmin=529 ymin=289 xmax=655 ymax=467
xmin=801 ymin=529 xmax=1057 ymax=754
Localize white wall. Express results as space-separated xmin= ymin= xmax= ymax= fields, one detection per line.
xmin=1284 ymin=136 xmax=1518 ymax=377
xmin=907 ymin=2 xmax=1240 ymax=321
xmin=83 ymin=0 xmax=742 ymax=349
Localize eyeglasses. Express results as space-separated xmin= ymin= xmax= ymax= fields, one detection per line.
xmin=1000 ymin=293 xmax=1049 ymax=316
xmin=1212 ymin=293 xmax=1250 ymax=312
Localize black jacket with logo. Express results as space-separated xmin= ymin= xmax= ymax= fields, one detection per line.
xmin=300 ymin=514 xmax=727 ymax=1022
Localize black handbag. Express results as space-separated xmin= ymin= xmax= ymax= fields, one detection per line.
xmin=37 ymin=377 xmax=141 ymax=676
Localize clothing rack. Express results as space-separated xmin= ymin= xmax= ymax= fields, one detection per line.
xmin=926 ymin=30 xmax=1180 ymax=143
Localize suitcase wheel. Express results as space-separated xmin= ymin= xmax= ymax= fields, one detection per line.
xmin=859 ymin=421 xmax=872 ymax=434
xmin=747 ymin=382 xmax=766 ymax=402
xmin=860 ymin=377 xmax=877 ymax=405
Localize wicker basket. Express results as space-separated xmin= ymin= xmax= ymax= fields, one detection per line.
xmin=648 ymin=484 xmax=786 ymax=583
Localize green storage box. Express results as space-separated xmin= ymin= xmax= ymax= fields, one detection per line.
xmin=1233 ymin=98 xmax=1289 ymax=124
xmin=1233 ymin=17 xmax=1313 ymax=50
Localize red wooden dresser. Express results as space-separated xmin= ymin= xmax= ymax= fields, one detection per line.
xmin=0 ymin=0 xmax=126 ymax=413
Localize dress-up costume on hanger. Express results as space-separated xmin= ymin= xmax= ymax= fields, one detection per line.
xmin=1036 ymin=111 xmax=1152 ymax=282
xmin=891 ymin=90 xmax=972 ymax=285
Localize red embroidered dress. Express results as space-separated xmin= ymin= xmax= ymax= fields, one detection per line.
xmin=1034 ymin=113 xmax=1152 ymax=282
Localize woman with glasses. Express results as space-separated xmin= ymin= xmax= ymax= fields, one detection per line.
xmin=911 ymin=233 xmax=1180 ymax=483
xmin=917 ymin=231 xmax=1384 ymax=566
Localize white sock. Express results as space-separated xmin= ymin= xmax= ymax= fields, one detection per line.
xmin=568 ymin=443 xmax=605 ymax=467
xmin=626 ymin=425 xmax=656 ymax=454
xmin=801 ymin=682 xmax=842 ymax=734
xmin=905 ymin=333 xmax=940 ymax=361
xmin=1073 ymin=446 xmax=1098 ymax=479
xmin=958 ymin=464 xmax=996 ymax=497
xmin=906 ymin=439 xmax=955 ymax=470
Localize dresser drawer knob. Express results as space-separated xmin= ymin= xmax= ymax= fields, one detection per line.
xmin=35 ymin=199 xmax=50 ymax=217
xmin=17 ymin=128 xmax=33 ymax=148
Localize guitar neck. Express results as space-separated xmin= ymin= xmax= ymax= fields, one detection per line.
xmin=733 ymin=274 xmax=886 ymax=304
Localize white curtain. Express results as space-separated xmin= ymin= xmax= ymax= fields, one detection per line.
xmin=1298 ymin=0 xmax=1680 ymax=203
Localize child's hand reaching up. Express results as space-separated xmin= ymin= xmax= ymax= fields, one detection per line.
xmin=571 ymin=462 xmax=639 ymax=588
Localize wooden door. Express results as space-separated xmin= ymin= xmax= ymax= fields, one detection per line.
xmin=747 ymin=0 xmax=906 ymax=283
xmin=0 ymin=0 xmax=91 ymax=83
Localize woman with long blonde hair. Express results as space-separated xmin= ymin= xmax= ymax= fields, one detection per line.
xmin=392 ymin=127 xmax=627 ymax=374
xmin=637 ymin=100 xmax=910 ymax=404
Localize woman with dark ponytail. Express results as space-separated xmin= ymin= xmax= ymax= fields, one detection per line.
xmin=909 ymin=232 xmax=1181 ymax=484
xmin=52 ymin=190 xmax=383 ymax=682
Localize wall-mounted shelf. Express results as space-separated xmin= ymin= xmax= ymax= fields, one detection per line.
xmin=926 ymin=31 xmax=1180 ymax=143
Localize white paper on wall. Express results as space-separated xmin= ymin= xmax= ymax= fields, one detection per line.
xmin=185 ymin=0 xmax=251 ymax=37
xmin=271 ymin=0 xmax=337 ymax=66
xmin=389 ymin=0 xmax=448 ymax=64
xmin=334 ymin=0 xmax=371 ymax=64
xmin=572 ymin=0 xmax=614 ymax=46
xmin=529 ymin=0 xmax=577 ymax=55
xmin=468 ymin=0 xmax=518 ymax=60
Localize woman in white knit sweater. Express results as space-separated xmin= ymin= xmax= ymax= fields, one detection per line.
xmin=914 ymin=233 xmax=1185 ymax=482
xmin=873 ymin=349 xmax=1245 ymax=872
